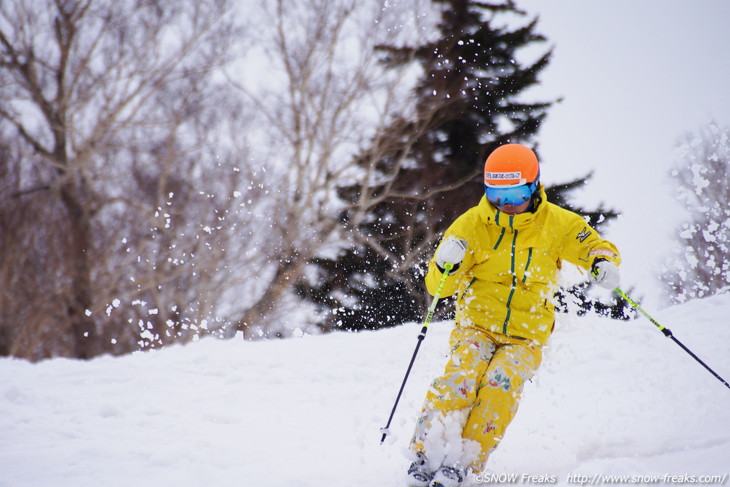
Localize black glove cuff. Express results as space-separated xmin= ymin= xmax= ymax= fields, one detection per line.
xmin=591 ymin=257 xmax=608 ymax=270
xmin=437 ymin=262 xmax=460 ymax=275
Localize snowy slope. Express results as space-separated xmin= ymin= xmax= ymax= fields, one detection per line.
xmin=1 ymin=293 xmax=729 ymax=487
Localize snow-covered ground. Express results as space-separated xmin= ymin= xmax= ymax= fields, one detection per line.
xmin=2 ymin=293 xmax=728 ymax=487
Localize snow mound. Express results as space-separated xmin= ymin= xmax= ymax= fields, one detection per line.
xmin=1 ymin=294 xmax=729 ymax=487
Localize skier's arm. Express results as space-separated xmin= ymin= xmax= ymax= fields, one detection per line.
xmin=561 ymin=217 xmax=621 ymax=272
xmin=424 ymin=214 xmax=477 ymax=298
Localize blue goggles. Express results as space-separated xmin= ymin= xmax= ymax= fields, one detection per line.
xmin=484 ymin=180 xmax=539 ymax=207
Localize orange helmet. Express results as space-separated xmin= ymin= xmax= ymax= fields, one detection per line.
xmin=483 ymin=143 xmax=539 ymax=187
xmin=483 ymin=144 xmax=541 ymax=208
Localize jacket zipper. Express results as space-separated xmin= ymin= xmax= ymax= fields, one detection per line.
xmin=493 ymin=228 xmax=506 ymax=250
xmin=459 ymin=277 xmax=477 ymax=304
xmin=522 ymin=247 xmax=533 ymax=283
xmin=502 ymin=228 xmax=519 ymax=334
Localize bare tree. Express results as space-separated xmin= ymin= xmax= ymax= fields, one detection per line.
xmin=0 ymin=0 xmax=252 ymax=359
xmin=1 ymin=0 xmax=495 ymax=355
xmin=226 ymin=0 xmax=436 ymax=337
xmin=662 ymin=122 xmax=730 ymax=303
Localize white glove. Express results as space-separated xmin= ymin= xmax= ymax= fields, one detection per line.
xmin=436 ymin=236 xmax=467 ymax=274
xmin=590 ymin=260 xmax=620 ymax=290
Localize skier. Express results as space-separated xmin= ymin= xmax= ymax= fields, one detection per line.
xmin=406 ymin=143 xmax=621 ymax=487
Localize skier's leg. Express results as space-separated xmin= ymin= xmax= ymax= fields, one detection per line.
xmin=462 ymin=337 xmax=542 ymax=473
xmin=409 ymin=326 xmax=496 ymax=459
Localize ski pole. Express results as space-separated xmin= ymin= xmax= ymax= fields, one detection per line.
xmin=615 ymin=287 xmax=730 ymax=390
xmin=380 ymin=262 xmax=453 ymax=444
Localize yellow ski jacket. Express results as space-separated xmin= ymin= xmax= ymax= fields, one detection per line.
xmin=425 ymin=186 xmax=620 ymax=345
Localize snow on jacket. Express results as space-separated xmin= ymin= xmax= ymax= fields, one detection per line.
xmin=425 ymin=186 xmax=621 ymax=345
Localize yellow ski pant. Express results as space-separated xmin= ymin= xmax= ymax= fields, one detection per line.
xmin=410 ymin=325 xmax=542 ymax=473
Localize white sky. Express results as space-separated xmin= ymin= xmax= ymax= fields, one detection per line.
xmin=519 ymin=0 xmax=730 ymax=305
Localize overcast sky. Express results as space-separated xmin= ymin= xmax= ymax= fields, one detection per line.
xmin=518 ymin=0 xmax=730 ymax=304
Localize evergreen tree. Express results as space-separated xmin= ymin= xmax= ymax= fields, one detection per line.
xmin=298 ymin=0 xmax=627 ymax=331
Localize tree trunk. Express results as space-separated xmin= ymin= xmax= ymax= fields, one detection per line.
xmin=237 ymin=256 xmax=304 ymax=338
xmin=60 ymin=185 xmax=97 ymax=359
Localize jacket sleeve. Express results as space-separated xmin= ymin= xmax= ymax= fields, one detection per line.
xmin=424 ymin=213 xmax=476 ymax=297
xmin=559 ymin=212 xmax=621 ymax=271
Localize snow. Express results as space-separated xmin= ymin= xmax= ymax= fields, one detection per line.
xmin=2 ymin=293 xmax=729 ymax=486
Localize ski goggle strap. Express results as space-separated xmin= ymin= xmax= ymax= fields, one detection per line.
xmin=484 ymin=179 xmax=539 ymax=207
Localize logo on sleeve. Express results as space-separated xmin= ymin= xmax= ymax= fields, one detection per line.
xmin=576 ymin=227 xmax=592 ymax=242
